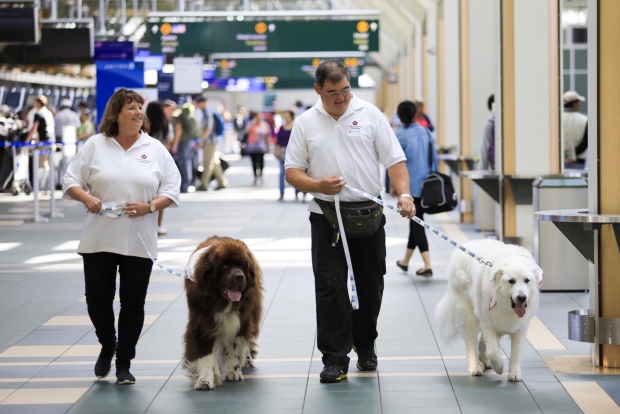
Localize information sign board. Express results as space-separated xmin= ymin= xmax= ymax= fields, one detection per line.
xmin=149 ymin=20 xmax=378 ymax=55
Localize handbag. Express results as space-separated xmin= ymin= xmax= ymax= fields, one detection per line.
xmin=314 ymin=198 xmax=383 ymax=238
xmin=420 ymin=138 xmax=458 ymax=214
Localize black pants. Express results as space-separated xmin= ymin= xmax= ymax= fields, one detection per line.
xmin=250 ymin=154 xmax=265 ymax=178
xmin=82 ymin=252 xmax=153 ymax=361
xmin=407 ymin=197 xmax=429 ymax=252
xmin=310 ymin=212 xmax=386 ymax=367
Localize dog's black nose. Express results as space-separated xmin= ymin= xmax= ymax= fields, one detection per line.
xmin=234 ymin=273 xmax=245 ymax=283
xmin=516 ymin=294 xmax=527 ymax=303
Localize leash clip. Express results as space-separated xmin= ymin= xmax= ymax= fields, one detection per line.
xmin=477 ymin=257 xmax=493 ymax=267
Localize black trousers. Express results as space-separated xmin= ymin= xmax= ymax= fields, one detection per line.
xmin=82 ymin=252 xmax=153 ymax=361
xmin=249 ymin=153 xmax=265 ymax=178
xmin=407 ymin=197 xmax=429 ymax=252
xmin=310 ymin=212 xmax=386 ymax=367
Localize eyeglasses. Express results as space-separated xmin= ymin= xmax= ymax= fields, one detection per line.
xmin=323 ymin=87 xmax=351 ymax=98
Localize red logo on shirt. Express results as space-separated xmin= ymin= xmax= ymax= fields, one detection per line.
xmin=353 ymin=121 xmax=358 ymax=125
xmin=142 ymin=154 xmax=147 ymax=159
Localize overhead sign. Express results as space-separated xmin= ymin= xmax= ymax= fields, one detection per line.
xmin=148 ymin=20 xmax=379 ymax=55
xmin=94 ymin=41 xmax=134 ymax=61
xmin=95 ymin=61 xmax=144 ymax=126
xmin=173 ymin=57 xmax=203 ymax=94
xmin=214 ymin=57 xmax=364 ymax=80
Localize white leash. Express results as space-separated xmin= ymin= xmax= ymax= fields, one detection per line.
xmin=334 ymin=194 xmax=360 ymax=310
xmin=343 ymin=184 xmax=493 ymax=268
xmin=100 ymin=202 xmax=191 ymax=279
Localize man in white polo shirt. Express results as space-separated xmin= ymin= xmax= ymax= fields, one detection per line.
xmin=285 ymin=60 xmax=415 ymax=383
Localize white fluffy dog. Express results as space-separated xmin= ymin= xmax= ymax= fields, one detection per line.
xmin=435 ymin=239 xmax=543 ymax=382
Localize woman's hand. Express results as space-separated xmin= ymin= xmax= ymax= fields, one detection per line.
xmin=83 ymin=194 xmax=103 ymax=215
xmin=123 ymin=202 xmax=148 ymax=218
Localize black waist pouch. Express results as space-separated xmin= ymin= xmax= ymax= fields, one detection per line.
xmin=315 ymin=198 xmax=383 ymax=238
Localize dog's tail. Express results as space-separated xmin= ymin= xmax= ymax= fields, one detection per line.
xmin=434 ymin=292 xmax=460 ymax=343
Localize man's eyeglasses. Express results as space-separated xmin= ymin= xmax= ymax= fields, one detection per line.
xmin=323 ymin=87 xmax=351 ymax=98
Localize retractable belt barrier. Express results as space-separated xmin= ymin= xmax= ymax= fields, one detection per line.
xmin=1 ymin=140 xmax=65 ymax=222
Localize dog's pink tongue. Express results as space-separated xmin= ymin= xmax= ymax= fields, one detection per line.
xmin=514 ymin=303 xmax=526 ymax=318
xmin=226 ymin=289 xmax=242 ymax=302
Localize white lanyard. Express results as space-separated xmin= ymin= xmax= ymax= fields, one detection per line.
xmin=334 ymin=194 xmax=360 ymax=310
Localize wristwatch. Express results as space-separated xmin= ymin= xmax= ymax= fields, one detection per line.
xmin=148 ymin=201 xmax=157 ymax=213
xmin=398 ymin=194 xmax=414 ymax=200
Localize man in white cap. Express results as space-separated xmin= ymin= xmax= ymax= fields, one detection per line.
xmin=562 ymin=90 xmax=588 ymax=169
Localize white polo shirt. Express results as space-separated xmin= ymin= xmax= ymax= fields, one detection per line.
xmin=63 ymin=132 xmax=181 ymax=258
xmin=285 ymin=94 xmax=406 ymax=213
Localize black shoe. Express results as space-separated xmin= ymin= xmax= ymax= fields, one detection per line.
xmin=94 ymin=342 xmax=117 ymax=378
xmin=415 ymin=268 xmax=433 ymax=277
xmin=396 ymin=261 xmax=408 ymax=272
xmin=355 ymin=347 xmax=377 ymax=371
xmin=115 ymin=359 xmax=135 ymax=384
xmin=319 ymin=365 xmax=348 ymax=383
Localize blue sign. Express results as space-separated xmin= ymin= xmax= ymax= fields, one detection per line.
xmin=95 ymin=61 xmax=144 ymax=126
xmin=94 ymin=41 xmax=134 ymax=61
xmin=135 ymin=49 xmax=165 ymax=71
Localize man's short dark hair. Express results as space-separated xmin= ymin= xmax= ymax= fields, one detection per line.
xmin=315 ymin=60 xmax=350 ymax=88
xmin=487 ymin=94 xmax=495 ymax=111
xmin=195 ymin=97 xmax=206 ymax=104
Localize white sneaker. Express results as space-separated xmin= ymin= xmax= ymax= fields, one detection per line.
xmin=158 ymin=226 xmax=167 ymax=235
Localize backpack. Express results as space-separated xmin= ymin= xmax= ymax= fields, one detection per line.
xmin=209 ymin=110 xmax=224 ymax=136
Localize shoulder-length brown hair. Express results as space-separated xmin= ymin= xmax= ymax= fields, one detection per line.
xmin=99 ymin=88 xmax=150 ymax=137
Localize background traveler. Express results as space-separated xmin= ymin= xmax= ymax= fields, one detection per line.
xmin=393 ymin=100 xmax=438 ymax=277
xmin=244 ymin=110 xmax=271 ymax=186
xmin=562 ymin=90 xmax=588 ymax=169
xmin=479 ymin=94 xmax=495 ymax=171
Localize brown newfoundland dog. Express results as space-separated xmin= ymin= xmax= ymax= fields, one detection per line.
xmin=182 ymin=236 xmax=263 ymax=390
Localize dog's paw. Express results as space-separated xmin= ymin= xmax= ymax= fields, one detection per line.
xmin=489 ymin=356 xmax=504 ymax=375
xmin=468 ymin=361 xmax=485 ymax=376
xmin=508 ymin=373 xmax=522 ymax=382
xmin=225 ymin=369 xmax=244 ymax=382
xmin=194 ymin=379 xmax=216 ymax=390
xmin=244 ymin=352 xmax=255 ymax=368
xmin=508 ymin=368 xmax=522 ymax=382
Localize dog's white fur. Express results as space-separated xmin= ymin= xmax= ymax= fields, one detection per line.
xmin=184 ymin=303 xmax=254 ymax=390
xmin=435 ymin=239 xmax=543 ymax=382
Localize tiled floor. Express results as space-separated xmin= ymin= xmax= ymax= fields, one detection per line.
xmin=1 ymin=154 xmax=619 ymax=414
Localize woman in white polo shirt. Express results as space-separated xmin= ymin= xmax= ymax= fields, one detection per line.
xmin=63 ymin=89 xmax=181 ymax=385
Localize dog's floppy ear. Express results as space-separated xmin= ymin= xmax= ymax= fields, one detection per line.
xmin=531 ymin=263 xmax=544 ymax=287
xmin=491 ymin=266 xmax=503 ymax=284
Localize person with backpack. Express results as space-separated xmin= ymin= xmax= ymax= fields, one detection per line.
xmin=393 ymin=100 xmax=438 ymax=277
xmin=194 ymin=97 xmax=227 ymax=191
xmin=171 ymin=100 xmax=201 ymax=193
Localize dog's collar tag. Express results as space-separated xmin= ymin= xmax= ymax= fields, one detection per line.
xmin=488 ymin=297 xmax=497 ymax=310
xmin=186 ymin=246 xmax=211 ymax=282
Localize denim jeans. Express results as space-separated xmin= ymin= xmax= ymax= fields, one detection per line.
xmin=176 ymin=140 xmax=193 ymax=192
xmin=82 ymin=252 xmax=153 ymax=361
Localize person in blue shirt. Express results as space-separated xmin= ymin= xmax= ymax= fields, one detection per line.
xmin=393 ymin=100 xmax=438 ymax=277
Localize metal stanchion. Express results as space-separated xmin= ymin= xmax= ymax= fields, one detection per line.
xmin=30 ymin=146 xmax=49 ymax=223
xmin=47 ymin=144 xmax=64 ymax=219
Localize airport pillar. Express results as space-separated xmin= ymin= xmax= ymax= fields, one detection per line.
xmin=588 ymin=0 xmax=620 ymax=367
xmin=497 ymin=0 xmax=560 ymax=248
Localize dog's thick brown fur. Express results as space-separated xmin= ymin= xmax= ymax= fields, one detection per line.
xmin=182 ymin=236 xmax=263 ymax=390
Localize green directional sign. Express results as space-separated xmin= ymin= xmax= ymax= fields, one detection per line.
xmin=213 ymin=57 xmax=364 ymax=79
xmin=148 ymin=20 xmax=379 ymax=55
